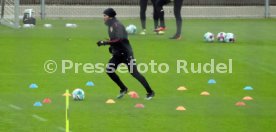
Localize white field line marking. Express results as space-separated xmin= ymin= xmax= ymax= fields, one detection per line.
xmin=5 ymin=98 xmax=70 ymax=131
xmin=57 ymin=127 xmax=66 ymax=131
xmin=32 ymin=114 xmax=48 ymax=122
xmin=57 ymin=126 xmax=72 ymax=132
xmin=9 ymin=104 xmax=22 ymax=110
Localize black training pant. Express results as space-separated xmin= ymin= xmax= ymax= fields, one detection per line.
xmin=140 ymin=0 xmax=162 ymax=29
xmin=106 ymin=54 xmax=153 ymax=94
xmin=155 ymin=0 xmax=165 ymax=28
xmin=174 ymin=0 xmax=183 ymax=35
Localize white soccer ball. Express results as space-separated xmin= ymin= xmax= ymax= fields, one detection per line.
xmin=72 ymin=88 xmax=85 ymax=101
xmin=216 ymin=32 xmax=226 ymax=42
xmin=23 ymin=24 xmax=34 ymax=28
xmin=126 ymin=24 xmax=137 ymax=34
xmin=44 ymin=24 xmax=52 ymax=28
xmin=224 ymin=33 xmax=235 ymax=43
xmin=204 ymin=32 xmax=215 ymax=42
xmin=65 ymin=23 xmax=77 ymax=28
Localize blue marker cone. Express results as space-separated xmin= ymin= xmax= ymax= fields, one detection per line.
xmin=208 ymin=79 xmax=216 ymax=84
xmin=244 ymin=86 xmax=253 ymax=90
xmin=33 ymin=101 xmax=43 ymax=107
xmin=86 ymin=81 xmax=94 ymax=86
xmin=29 ymin=83 xmax=38 ymax=89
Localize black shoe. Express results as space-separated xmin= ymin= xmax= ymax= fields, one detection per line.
xmin=116 ymin=88 xmax=128 ymax=99
xmin=169 ymin=34 xmax=181 ymax=40
xmin=145 ymin=91 xmax=155 ymax=100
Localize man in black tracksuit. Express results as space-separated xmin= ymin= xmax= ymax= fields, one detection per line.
xmin=97 ymin=8 xmax=155 ymax=100
xmin=170 ymin=0 xmax=184 ymax=39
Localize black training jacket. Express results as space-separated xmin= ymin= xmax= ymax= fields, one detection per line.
xmin=105 ymin=18 xmax=133 ymax=56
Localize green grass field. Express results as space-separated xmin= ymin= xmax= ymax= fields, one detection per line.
xmin=0 ymin=18 xmax=276 ymax=132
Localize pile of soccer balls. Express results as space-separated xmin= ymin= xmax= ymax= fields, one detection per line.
xmin=204 ymin=32 xmax=235 ymax=43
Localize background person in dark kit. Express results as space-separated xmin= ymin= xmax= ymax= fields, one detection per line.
xmin=139 ymin=0 xmax=165 ymax=35
xmin=170 ymin=0 xmax=184 ymax=40
xmin=154 ymin=0 xmax=169 ymax=33
xmin=139 ymin=0 xmax=152 ymax=35
xmin=139 ymin=0 xmax=170 ymax=35
xmin=96 ymin=8 xmax=155 ymax=100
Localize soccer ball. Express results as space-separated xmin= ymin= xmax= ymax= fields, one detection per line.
xmin=224 ymin=33 xmax=235 ymax=43
xmin=216 ymin=32 xmax=226 ymax=42
xmin=204 ymin=32 xmax=215 ymax=42
xmin=72 ymin=88 xmax=85 ymax=101
xmin=126 ymin=24 xmax=137 ymax=34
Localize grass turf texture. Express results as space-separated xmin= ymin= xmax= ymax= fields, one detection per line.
xmin=0 ymin=19 xmax=276 ymax=131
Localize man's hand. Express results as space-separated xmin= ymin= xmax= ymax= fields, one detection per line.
xmin=97 ymin=40 xmax=108 ymax=46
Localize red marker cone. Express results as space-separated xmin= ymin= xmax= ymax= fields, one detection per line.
xmin=43 ymin=98 xmax=52 ymax=104
xmin=130 ymin=92 xmax=139 ymax=98
xmin=128 ymin=91 xmax=136 ymax=95
xmin=135 ymin=103 xmax=144 ymax=108
xmin=235 ymin=101 xmax=246 ymax=106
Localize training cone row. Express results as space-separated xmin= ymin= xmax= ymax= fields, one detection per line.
xmin=33 ymin=98 xmax=52 ymax=107
xmin=236 ymin=86 xmax=254 ymax=106
xmin=235 ymin=96 xmax=253 ymax=106
xmin=33 ymin=101 xmax=42 ymax=107
xmin=226 ymin=86 xmax=254 ymax=107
